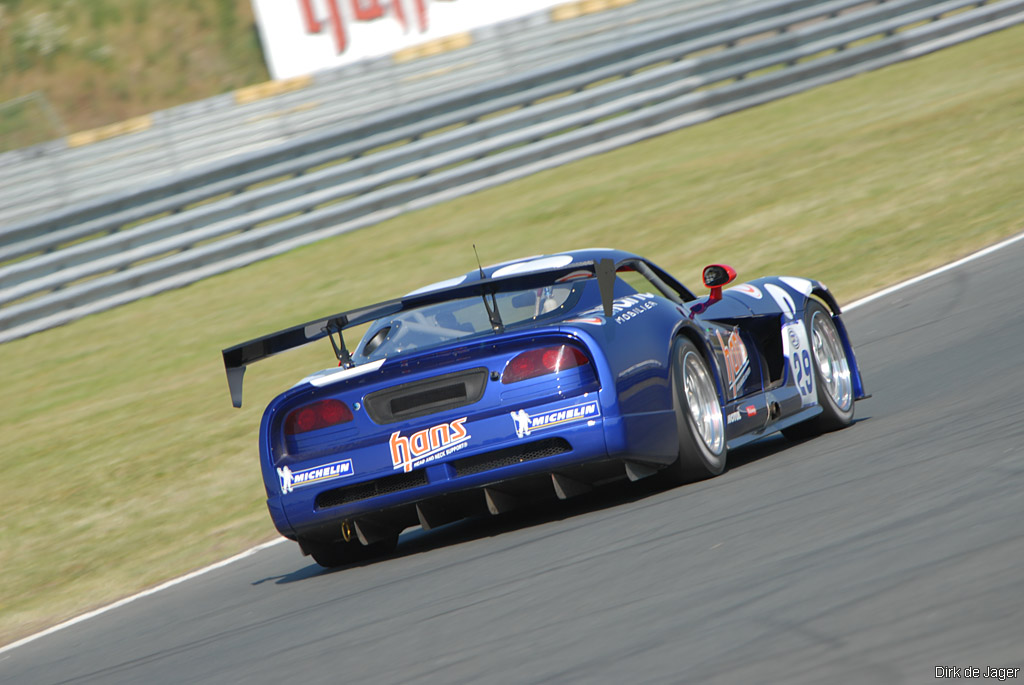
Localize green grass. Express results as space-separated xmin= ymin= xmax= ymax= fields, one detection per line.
xmin=0 ymin=92 xmax=63 ymax=149
xmin=1 ymin=25 xmax=1023 ymax=645
xmin=0 ymin=0 xmax=267 ymax=145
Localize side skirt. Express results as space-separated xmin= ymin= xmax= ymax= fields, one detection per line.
xmin=726 ymin=406 xmax=823 ymax=450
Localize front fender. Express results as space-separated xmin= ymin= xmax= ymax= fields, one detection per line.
xmin=752 ymin=276 xmax=869 ymax=400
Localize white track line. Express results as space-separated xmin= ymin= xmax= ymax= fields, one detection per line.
xmin=3 ymin=228 xmax=1023 ymax=656
xmin=843 ymin=231 xmax=1024 ymax=312
xmin=0 ymin=538 xmax=286 ymax=656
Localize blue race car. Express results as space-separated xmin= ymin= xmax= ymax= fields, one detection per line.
xmin=222 ymin=249 xmax=867 ymax=567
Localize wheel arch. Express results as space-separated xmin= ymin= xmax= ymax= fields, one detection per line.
xmin=810 ymin=286 xmax=842 ymax=316
xmin=660 ymin=324 xmax=729 ymax=483
xmin=673 ymin=321 xmax=728 ymax=408
xmin=808 ymin=286 xmax=869 ymax=400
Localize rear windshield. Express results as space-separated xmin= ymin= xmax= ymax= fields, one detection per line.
xmin=352 ymin=282 xmax=586 ymax=363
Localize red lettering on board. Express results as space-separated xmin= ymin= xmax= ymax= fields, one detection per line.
xmin=298 ymin=0 xmax=431 ymax=55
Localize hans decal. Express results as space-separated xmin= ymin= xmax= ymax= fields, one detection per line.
xmin=390 ymin=417 xmax=470 ymax=472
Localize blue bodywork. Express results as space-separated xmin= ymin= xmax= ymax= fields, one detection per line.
xmin=223 ymin=249 xmax=867 ymax=550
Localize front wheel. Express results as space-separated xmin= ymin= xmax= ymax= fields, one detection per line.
xmin=659 ymin=337 xmax=728 ymax=485
xmin=782 ymin=300 xmax=854 ymax=440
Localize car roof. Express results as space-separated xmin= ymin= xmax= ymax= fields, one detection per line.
xmin=406 ymin=248 xmax=642 ymax=296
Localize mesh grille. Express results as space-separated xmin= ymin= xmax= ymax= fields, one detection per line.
xmin=313 ymin=439 xmax=571 ymax=509
xmin=452 ymin=438 xmax=571 ymax=477
xmin=315 ymin=469 xmax=428 ymax=510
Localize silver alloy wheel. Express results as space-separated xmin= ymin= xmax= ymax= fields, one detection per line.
xmin=810 ymin=311 xmax=853 ymax=412
xmin=682 ymin=350 xmax=725 ymax=455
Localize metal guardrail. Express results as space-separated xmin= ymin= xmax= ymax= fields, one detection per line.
xmin=0 ymin=0 xmax=764 ymax=237
xmin=0 ymin=0 xmax=753 ymax=227
xmin=0 ymin=0 xmax=837 ymax=265
xmin=1 ymin=0 xmax=1022 ymax=343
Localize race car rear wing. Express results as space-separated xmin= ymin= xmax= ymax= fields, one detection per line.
xmin=221 ymin=258 xmax=615 ymax=407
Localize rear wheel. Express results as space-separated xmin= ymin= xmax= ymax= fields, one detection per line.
xmin=782 ymin=300 xmax=854 ymax=440
xmin=301 ymin=533 xmax=398 ymax=569
xmin=660 ymin=337 xmax=727 ymax=485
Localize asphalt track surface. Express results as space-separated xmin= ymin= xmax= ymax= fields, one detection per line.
xmin=4 ymin=237 xmax=1023 ymax=684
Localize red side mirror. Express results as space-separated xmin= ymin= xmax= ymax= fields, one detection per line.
xmin=702 ymin=264 xmax=737 ymax=303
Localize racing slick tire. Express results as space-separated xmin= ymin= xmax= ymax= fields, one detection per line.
xmin=660 ymin=337 xmax=728 ymax=485
xmin=782 ymin=300 xmax=855 ymax=440
xmin=301 ymin=533 xmax=398 ymax=569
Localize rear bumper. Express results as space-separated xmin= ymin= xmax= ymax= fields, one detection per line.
xmin=265 ymin=361 xmax=683 ymax=542
xmin=271 ymin=416 xmax=614 ymax=541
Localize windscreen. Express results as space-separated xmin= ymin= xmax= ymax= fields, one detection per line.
xmin=351 ymin=282 xmax=587 ymax=363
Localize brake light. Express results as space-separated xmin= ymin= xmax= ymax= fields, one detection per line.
xmin=284 ymin=399 xmax=354 ymax=435
xmin=502 ymin=345 xmax=589 ymax=384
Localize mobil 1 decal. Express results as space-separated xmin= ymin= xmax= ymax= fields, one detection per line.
xmin=783 ymin=321 xmax=817 ymax=407
xmin=576 ymin=293 xmax=658 ymax=324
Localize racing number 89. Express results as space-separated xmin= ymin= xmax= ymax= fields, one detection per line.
xmin=793 ymin=349 xmax=813 ymax=396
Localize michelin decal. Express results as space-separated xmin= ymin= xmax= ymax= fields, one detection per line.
xmin=278 ymin=459 xmax=354 ymax=494
xmin=511 ymin=400 xmax=600 ymax=438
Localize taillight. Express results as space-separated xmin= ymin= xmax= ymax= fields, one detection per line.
xmin=284 ymin=399 xmax=354 ymax=435
xmin=502 ymin=345 xmax=589 ymax=384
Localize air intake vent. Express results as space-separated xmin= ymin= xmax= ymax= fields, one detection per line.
xmin=315 ymin=469 xmax=428 ymax=510
xmin=364 ymin=367 xmax=487 ymax=424
xmin=452 ymin=438 xmax=571 ymax=477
